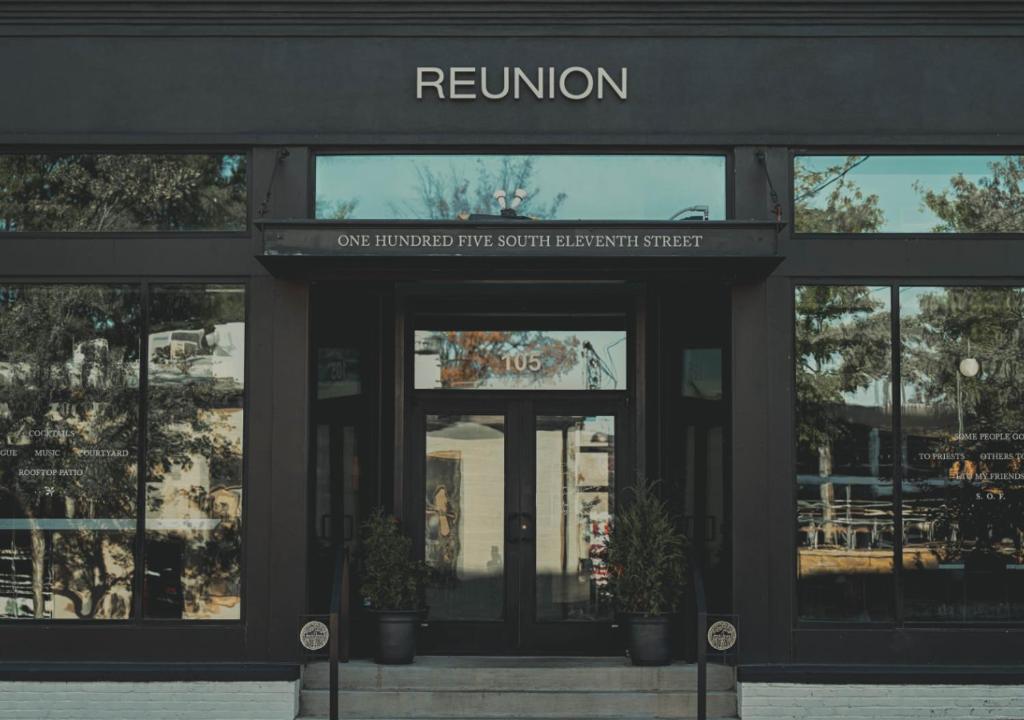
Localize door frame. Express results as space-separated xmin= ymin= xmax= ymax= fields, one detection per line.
xmin=396 ymin=281 xmax=643 ymax=654
xmin=409 ymin=395 xmax=630 ymax=655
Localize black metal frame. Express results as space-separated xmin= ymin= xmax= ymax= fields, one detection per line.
xmin=398 ymin=285 xmax=639 ymax=654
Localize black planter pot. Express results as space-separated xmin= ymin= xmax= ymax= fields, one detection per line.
xmin=375 ymin=610 xmax=419 ymax=665
xmin=622 ymin=613 xmax=673 ymax=666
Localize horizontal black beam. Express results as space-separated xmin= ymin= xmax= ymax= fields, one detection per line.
xmin=258 ymin=219 xmax=780 ymax=260
xmin=0 ymin=663 xmax=300 ymax=682
xmin=739 ymin=664 xmax=1024 ymax=685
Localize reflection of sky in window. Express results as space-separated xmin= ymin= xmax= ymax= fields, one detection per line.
xmin=797 ymin=155 xmax=1012 ymax=233
xmin=316 ymin=155 xmax=725 ymax=221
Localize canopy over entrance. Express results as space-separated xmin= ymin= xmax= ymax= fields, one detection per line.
xmin=256 ymin=219 xmax=783 ymax=280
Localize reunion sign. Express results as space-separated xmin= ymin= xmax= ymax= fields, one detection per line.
xmin=259 ymin=220 xmax=780 ymax=259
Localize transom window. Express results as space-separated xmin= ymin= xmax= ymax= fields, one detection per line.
xmin=794 ymin=154 xmax=1024 ymax=234
xmin=0 ymin=153 xmax=248 ymax=233
xmin=414 ymin=329 xmax=627 ymax=391
xmin=315 ymin=154 xmax=726 ymax=221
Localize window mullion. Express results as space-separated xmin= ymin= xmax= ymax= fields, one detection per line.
xmin=891 ymin=285 xmax=904 ymax=627
xmin=133 ymin=281 xmax=150 ymax=623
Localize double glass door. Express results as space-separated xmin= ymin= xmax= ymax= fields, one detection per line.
xmin=412 ymin=399 xmax=625 ymax=654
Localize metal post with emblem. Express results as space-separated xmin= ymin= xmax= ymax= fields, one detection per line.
xmin=706 ymin=614 xmax=739 ymax=661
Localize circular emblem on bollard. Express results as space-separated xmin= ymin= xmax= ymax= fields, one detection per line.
xmin=707 ymin=620 xmax=737 ymax=651
xmin=299 ymin=620 xmax=330 ymax=651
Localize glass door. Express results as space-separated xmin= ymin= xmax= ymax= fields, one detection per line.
xmin=418 ymin=407 xmax=517 ymax=652
xmin=522 ymin=406 xmax=622 ymax=653
xmin=414 ymin=400 xmax=625 ymax=654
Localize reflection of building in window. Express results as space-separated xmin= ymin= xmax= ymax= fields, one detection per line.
xmin=146 ymin=286 xmax=246 ymax=621
xmin=424 ymin=415 xmax=504 ymax=621
xmin=146 ymin=403 xmax=243 ymax=620
xmin=536 ymin=415 xmax=613 ymax=622
xmin=149 ymin=322 xmax=245 ymax=387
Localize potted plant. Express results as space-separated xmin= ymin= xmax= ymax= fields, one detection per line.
xmin=605 ymin=478 xmax=687 ymax=666
xmin=358 ymin=509 xmax=429 ymax=664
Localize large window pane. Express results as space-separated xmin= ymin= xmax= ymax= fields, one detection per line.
xmin=795 ymin=155 xmax=1024 ymax=234
xmin=415 ymin=330 xmax=627 ymax=391
xmin=425 ymin=414 xmax=505 ymax=621
xmin=901 ymin=287 xmax=1024 ymax=621
xmin=316 ymin=155 xmax=725 ymax=221
xmin=795 ymin=286 xmax=894 ymax=621
xmin=0 ymin=154 xmax=247 ymax=232
xmin=0 ymin=285 xmax=140 ymax=619
xmin=146 ymin=285 xmax=245 ymax=619
xmin=535 ymin=415 xmax=614 ymax=622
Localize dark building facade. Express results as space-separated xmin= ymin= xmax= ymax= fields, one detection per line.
xmin=2 ymin=2 xmax=1024 ymax=707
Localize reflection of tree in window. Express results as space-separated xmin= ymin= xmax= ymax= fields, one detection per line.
xmin=406 ymin=157 xmax=566 ymax=220
xmin=0 ymin=154 xmax=247 ymax=232
xmin=794 ymin=285 xmax=894 ymax=621
xmin=794 ymin=155 xmax=884 ymax=233
xmin=917 ymin=157 xmax=1024 ymax=233
xmin=796 ymin=154 xmax=1024 ymax=234
xmin=434 ymin=331 xmax=580 ymax=389
xmin=0 ymin=285 xmax=140 ymax=619
xmin=901 ymin=287 xmax=1024 ymax=619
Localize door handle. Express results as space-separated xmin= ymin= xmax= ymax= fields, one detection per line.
xmin=507 ymin=512 xmax=535 ymax=543
xmin=518 ymin=513 xmax=534 ymax=543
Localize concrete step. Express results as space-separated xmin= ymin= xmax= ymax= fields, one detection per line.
xmin=303 ymin=657 xmax=735 ymax=692
xmin=298 ymin=688 xmax=738 ymax=719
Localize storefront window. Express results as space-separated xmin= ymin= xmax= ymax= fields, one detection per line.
xmin=414 ymin=330 xmax=627 ymax=390
xmin=145 ymin=285 xmax=245 ymax=620
xmin=0 ymin=153 xmax=247 ymax=232
xmin=794 ymin=155 xmax=1024 ymax=234
xmin=796 ymin=284 xmax=1024 ymax=623
xmin=0 ymin=283 xmax=248 ymax=621
xmin=315 ymin=155 xmax=725 ymax=221
xmin=795 ymin=286 xmax=895 ymax=621
xmin=901 ymin=287 xmax=1024 ymax=621
xmin=0 ymin=285 xmax=141 ymax=619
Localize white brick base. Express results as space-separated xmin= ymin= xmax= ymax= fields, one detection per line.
xmin=740 ymin=682 xmax=1024 ymax=719
xmin=0 ymin=680 xmax=299 ymax=720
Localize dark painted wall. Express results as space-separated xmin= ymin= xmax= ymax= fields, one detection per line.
xmin=1 ymin=35 xmax=1023 ymax=146
xmin=3 ymin=3 xmax=1024 ymax=668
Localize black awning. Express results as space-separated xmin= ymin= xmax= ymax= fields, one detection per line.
xmin=255 ymin=218 xmax=783 ymax=281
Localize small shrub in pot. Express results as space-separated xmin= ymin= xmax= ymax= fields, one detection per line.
xmin=605 ymin=478 xmax=687 ymax=665
xmin=358 ymin=509 xmax=429 ymax=664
